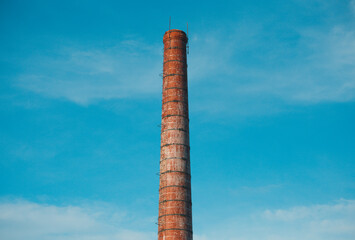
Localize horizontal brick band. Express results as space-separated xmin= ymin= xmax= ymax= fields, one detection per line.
xmin=159 ymin=185 xmax=189 ymax=191
xmin=163 ymin=60 xmax=186 ymax=64
xmin=158 ymin=228 xmax=193 ymax=234
xmin=158 ymin=213 xmax=191 ymax=219
xmin=159 ymin=199 xmax=192 ymax=204
xmin=163 ymin=73 xmax=185 ymax=79
xmin=161 ymin=143 xmax=190 ymax=149
xmin=164 ymin=68 xmax=187 ymax=72
xmin=163 ymin=56 xmax=186 ymax=61
xmin=160 ymin=170 xmax=190 ymax=176
xmin=164 ymin=47 xmax=186 ymax=50
xmin=161 ymin=128 xmax=187 ymax=133
xmin=163 ymin=87 xmax=187 ymax=91
xmin=162 ymin=114 xmax=189 ymax=120
xmin=162 ymin=100 xmax=187 ymax=105
xmin=160 ymin=157 xmax=188 ymax=162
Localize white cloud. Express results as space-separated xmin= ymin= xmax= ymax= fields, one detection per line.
xmin=15 ymin=40 xmax=162 ymax=105
xmin=13 ymin=9 xmax=355 ymax=116
xmin=188 ymin=23 xmax=355 ymax=116
xmin=0 ymin=200 xmax=155 ymax=240
xmin=263 ymin=200 xmax=355 ymax=223
xmin=351 ymin=0 xmax=355 ymax=14
xmin=1 ymin=199 xmax=354 ymax=240
xmin=197 ymin=199 xmax=355 ymax=240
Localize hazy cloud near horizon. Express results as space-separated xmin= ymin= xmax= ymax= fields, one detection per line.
xmin=197 ymin=199 xmax=355 ymax=240
xmin=0 ymin=199 xmax=156 ymax=240
xmin=1 ymin=199 xmax=354 ymax=240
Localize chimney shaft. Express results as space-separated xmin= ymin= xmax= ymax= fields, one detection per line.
xmin=158 ymin=29 xmax=192 ymax=240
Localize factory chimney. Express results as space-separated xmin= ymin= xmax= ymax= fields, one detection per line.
xmin=158 ymin=29 xmax=192 ymax=240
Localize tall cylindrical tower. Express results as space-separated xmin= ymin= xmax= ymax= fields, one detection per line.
xmin=158 ymin=29 xmax=192 ymax=240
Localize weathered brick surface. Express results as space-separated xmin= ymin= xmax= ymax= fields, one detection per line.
xmin=159 ymin=29 xmax=192 ymax=240
xmin=163 ymin=90 xmax=187 ymax=103
xmin=160 ymin=159 xmax=190 ymax=173
xmin=160 ymin=144 xmax=189 ymax=160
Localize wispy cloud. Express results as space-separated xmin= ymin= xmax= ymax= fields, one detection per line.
xmin=263 ymin=199 xmax=355 ymax=222
xmin=1 ymin=198 xmax=353 ymax=240
xmin=0 ymin=199 xmax=155 ymax=240
xmin=188 ymin=22 xmax=355 ymax=115
xmin=197 ymin=199 xmax=355 ymax=240
xmin=12 ymin=1 xmax=355 ymax=116
xmin=351 ymin=0 xmax=355 ymax=14
xmin=15 ymin=40 xmax=162 ymax=105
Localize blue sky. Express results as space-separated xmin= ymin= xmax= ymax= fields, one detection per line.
xmin=0 ymin=0 xmax=354 ymax=239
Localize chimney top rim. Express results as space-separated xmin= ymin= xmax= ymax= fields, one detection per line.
xmin=163 ymin=29 xmax=188 ymax=43
xmin=165 ymin=29 xmax=186 ymax=33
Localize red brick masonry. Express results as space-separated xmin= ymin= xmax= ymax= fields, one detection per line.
xmin=158 ymin=29 xmax=192 ymax=240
